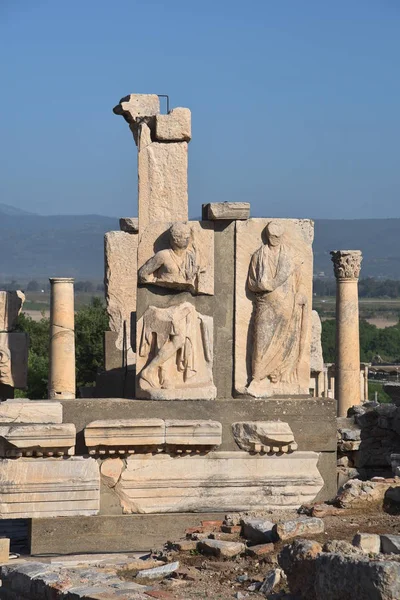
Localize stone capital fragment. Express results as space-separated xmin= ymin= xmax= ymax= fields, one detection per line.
xmin=113 ymin=94 xmax=160 ymax=125
xmin=331 ymin=250 xmax=362 ymax=281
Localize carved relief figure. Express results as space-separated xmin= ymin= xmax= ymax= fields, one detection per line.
xmin=246 ymin=221 xmax=309 ymax=397
xmin=138 ymin=223 xmax=205 ymax=294
xmin=0 ymin=348 xmax=12 ymax=386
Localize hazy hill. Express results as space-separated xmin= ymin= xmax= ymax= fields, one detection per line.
xmin=1 ymin=207 xmax=400 ymax=280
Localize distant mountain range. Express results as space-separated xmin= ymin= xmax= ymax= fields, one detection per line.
xmin=0 ymin=205 xmax=399 ymax=280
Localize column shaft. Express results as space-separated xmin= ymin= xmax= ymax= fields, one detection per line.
xmin=49 ymin=278 xmax=75 ymax=399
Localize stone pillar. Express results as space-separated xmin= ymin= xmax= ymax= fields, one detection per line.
xmin=113 ymin=94 xmax=190 ymax=230
xmin=49 ymin=278 xmax=75 ymax=399
xmin=331 ymin=250 xmax=363 ymax=416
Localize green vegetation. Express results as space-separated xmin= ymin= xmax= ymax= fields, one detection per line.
xmin=15 ymin=298 xmax=108 ymax=399
xmin=321 ymin=318 xmax=400 ymax=364
xmin=368 ymin=382 xmax=391 ymax=403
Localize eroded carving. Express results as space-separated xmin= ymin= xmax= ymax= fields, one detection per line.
xmin=331 ymin=250 xmax=362 ymax=280
xmin=138 ymin=222 xmax=212 ymax=295
xmin=246 ymin=220 xmax=311 ymax=397
xmin=232 ymin=421 xmax=298 ymax=454
xmin=0 ymin=348 xmax=12 ymax=387
xmin=137 ymin=302 xmax=216 ymax=399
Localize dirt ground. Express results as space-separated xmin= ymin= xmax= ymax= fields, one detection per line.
xmin=119 ymin=508 xmax=400 ymax=600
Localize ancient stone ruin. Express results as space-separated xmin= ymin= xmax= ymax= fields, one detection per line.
xmin=0 ymin=95 xmax=379 ymax=589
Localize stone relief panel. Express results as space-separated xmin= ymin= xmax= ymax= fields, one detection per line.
xmin=235 ymin=219 xmax=313 ymax=397
xmin=0 ymin=291 xmax=25 ymax=332
xmin=0 ymin=333 xmax=28 ymax=389
xmin=138 ymin=221 xmax=214 ymax=296
xmin=136 ymin=302 xmax=216 ymax=400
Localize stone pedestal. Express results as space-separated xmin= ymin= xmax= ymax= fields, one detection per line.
xmin=49 ymin=278 xmax=76 ymax=400
xmin=331 ymin=250 xmax=363 ymax=417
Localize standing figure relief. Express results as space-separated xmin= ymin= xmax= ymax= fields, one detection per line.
xmin=246 ymin=220 xmax=309 ymax=397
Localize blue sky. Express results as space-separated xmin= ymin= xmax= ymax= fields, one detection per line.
xmin=1 ymin=0 xmax=399 ymax=219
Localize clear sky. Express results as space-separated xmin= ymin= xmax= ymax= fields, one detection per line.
xmin=1 ymin=0 xmax=399 ymax=219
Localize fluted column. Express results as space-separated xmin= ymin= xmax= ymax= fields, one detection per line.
xmin=48 ymin=278 xmax=75 ymax=399
xmin=331 ymin=250 xmax=363 ymax=416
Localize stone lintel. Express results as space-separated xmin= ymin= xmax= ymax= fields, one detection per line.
xmin=0 ymin=423 xmax=76 ymax=457
xmin=203 ymin=202 xmax=250 ymax=221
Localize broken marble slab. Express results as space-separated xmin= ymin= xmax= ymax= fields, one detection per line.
xmin=165 ymin=420 xmax=222 ymax=451
xmin=0 ymin=400 xmax=63 ymax=424
xmin=0 ymin=291 xmax=25 ymax=332
xmin=0 ymin=457 xmax=99 ymax=519
xmin=0 ymin=423 xmax=76 ymax=457
xmin=114 ymin=451 xmax=323 ymax=514
xmin=204 ymin=202 xmax=250 ymax=221
xmin=232 ymin=421 xmax=298 ymax=454
xmin=84 ymin=419 xmax=165 ymax=455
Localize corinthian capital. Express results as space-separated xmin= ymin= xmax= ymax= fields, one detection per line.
xmin=330 ymin=250 xmax=362 ymax=280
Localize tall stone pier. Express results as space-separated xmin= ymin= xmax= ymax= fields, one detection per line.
xmin=48 ymin=277 xmax=76 ymax=399
xmin=331 ymin=250 xmax=363 ymax=416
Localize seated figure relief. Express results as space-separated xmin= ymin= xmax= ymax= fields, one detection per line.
xmin=138 ymin=223 xmax=206 ymax=294
xmin=0 ymin=348 xmax=12 ymax=387
xmin=246 ymin=220 xmax=309 ymax=397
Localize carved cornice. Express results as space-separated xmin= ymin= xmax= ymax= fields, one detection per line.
xmin=330 ymin=250 xmax=362 ymax=281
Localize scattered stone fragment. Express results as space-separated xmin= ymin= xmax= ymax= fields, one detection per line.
xmin=145 ymin=591 xmax=176 ymax=599
xmin=352 ymin=533 xmax=381 ymax=554
xmin=385 ymin=485 xmax=400 ymax=504
xmin=221 ymin=525 xmax=241 ymax=534
xmin=310 ymin=503 xmax=342 ymax=518
xmin=201 ymin=519 xmax=223 ymax=530
xmin=246 ymin=543 xmax=275 ymax=558
xmin=136 ymin=561 xmax=179 ymax=581
xmin=336 ymin=478 xmax=394 ymax=509
xmin=323 ymin=539 xmax=362 ymax=556
xmin=119 ymin=217 xmax=139 ymax=233
xmin=259 ymin=568 xmax=284 ymax=595
xmin=197 ymin=539 xmax=245 ymax=558
xmin=381 ymin=534 xmax=400 ymax=555
xmin=278 ymin=539 xmax=322 ymax=599
xmin=209 ymin=532 xmax=239 ymax=541
xmin=274 ymin=517 xmax=324 ymax=541
xmin=241 ymin=517 xmax=275 ymax=543
xmin=173 ymin=540 xmax=197 ymax=551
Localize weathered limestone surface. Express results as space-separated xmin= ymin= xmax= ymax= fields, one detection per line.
xmin=136 ymin=303 xmax=216 ymax=400
xmin=0 ymin=400 xmax=63 ymax=424
xmin=138 ymin=123 xmax=188 ymax=229
xmin=0 ymin=333 xmax=28 ymax=388
xmin=104 ymin=231 xmax=138 ymax=367
xmin=85 ymin=419 xmax=165 ymax=452
xmin=165 ymin=420 xmax=222 ymax=447
xmin=155 ymin=107 xmax=191 ymax=142
xmin=310 ymin=310 xmax=324 ymax=372
xmin=0 ymin=423 xmax=76 ymax=457
xmin=232 ymin=421 xmax=298 ymax=454
xmin=0 ymin=291 xmax=25 ymax=332
xmin=235 ymin=218 xmax=313 ymax=397
xmin=204 ymin=202 xmax=250 ymax=221
xmin=113 ymin=93 xmax=160 ymax=124
xmin=119 ymin=217 xmax=138 ymax=233
xmin=331 ymin=250 xmax=363 ymax=416
xmin=138 ymin=221 xmax=214 ymax=296
xmin=114 ymin=451 xmax=323 ymax=513
xmin=0 ymin=457 xmax=99 ymax=518
xmin=49 ymin=278 xmax=75 ymax=400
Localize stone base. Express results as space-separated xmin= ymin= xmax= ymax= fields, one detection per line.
xmin=29 ymin=513 xmax=230 ymax=554
xmin=138 ymin=385 xmax=217 ymax=401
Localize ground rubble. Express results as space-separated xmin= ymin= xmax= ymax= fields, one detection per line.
xmin=1 ymin=484 xmax=400 ymax=600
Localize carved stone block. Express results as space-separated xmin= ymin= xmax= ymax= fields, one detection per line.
xmin=104 ymin=231 xmax=138 ymax=366
xmin=0 ymin=400 xmax=63 ymax=424
xmin=113 ymin=94 xmax=160 ymax=124
xmin=204 ymin=202 xmax=250 ymax=221
xmin=137 ymin=303 xmax=216 ymax=400
xmin=84 ymin=419 xmax=165 ymax=454
xmin=119 ymin=217 xmax=139 ymax=233
xmin=138 ymin=221 xmax=214 ymax=296
xmin=114 ymin=451 xmax=323 ymax=513
xmin=0 ymin=291 xmax=25 ymax=332
xmin=232 ymin=422 xmax=298 ymax=454
xmin=235 ymin=218 xmax=314 ymax=397
xmin=0 ymin=332 xmax=28 ymax=389
xmin=0 ymin=457 xmax=99 ymax=518
xmin=0 ymin=423 xmax=76 ymax=457
xmin=155 ymin=108 xmax=191 ymax=142
xmin=165 ymin=420 xmax=222 ymax=450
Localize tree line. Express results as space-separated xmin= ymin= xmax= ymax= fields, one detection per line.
xmin=314 ymin=277 xmax=400 ymax=298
